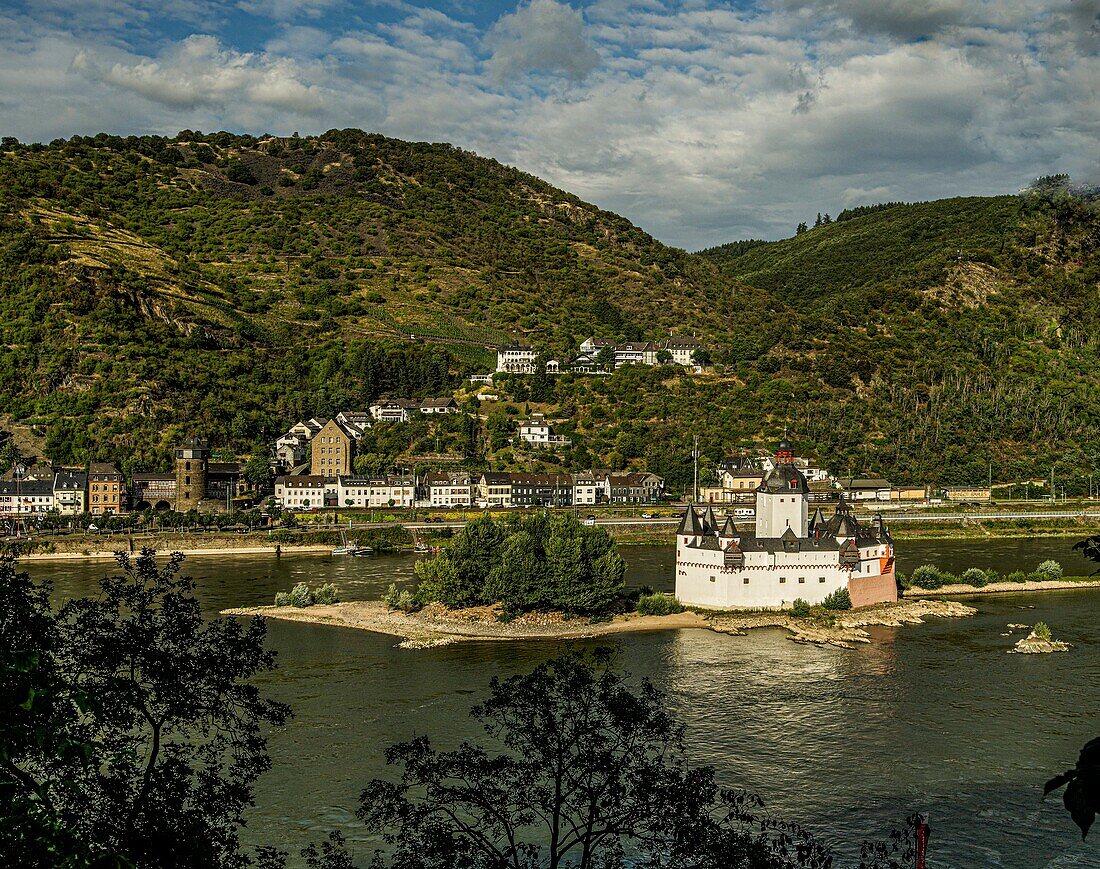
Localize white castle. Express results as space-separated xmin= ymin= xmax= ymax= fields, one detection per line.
xmin=675 ymin=438 xmax=898 ymax=610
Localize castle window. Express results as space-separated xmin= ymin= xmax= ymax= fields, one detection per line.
xmin=819 ymin=577 xmax=826 ymax=583
xmin=743 ymin=578 xmax=750 ymax=584
xmin=710 ymin=576 xmax=716 ymax=583
xmin=798 ymin=577 xmax=805 ymax=583
xmin=779 ymin=577 xmax=786 ymax=583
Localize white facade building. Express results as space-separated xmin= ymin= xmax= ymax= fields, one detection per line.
xmin=423 ymin=472 xmax=474 ymax=508
xmin=675 ymin=439 xmax=898 ymax=611
xmin=336 ymin=476 xmax=416 ymax=508
xmin=0 ymin=480 xmax=54 ymax=516
xmin=572 ymin=472 xmax=610 ymax=505
xmin=53 ymin=471 xmax=87 ymax=515
xmin=275 ymin=475 xmax=327 ymax=509
xmin=517 ymin=414 xmax=572 ymax=448
xmin=496 ymin=346 xmax=539 ymax=373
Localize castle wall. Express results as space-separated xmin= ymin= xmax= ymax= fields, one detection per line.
xmin=848 ymin=570 xmax=899 ymax=608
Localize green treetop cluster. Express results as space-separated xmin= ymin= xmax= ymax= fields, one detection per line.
xmin=412 ymin=513 xmax=626 ymax=614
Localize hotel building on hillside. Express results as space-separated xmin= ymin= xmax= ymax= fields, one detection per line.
xmin=675 ymin=438 xmax=898 ymax=610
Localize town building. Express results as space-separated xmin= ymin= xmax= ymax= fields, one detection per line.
xmin=839 ymin=477 xmax=894 ymax=502
xmin=88 ymin=463 xmax=127 ymax=515
xmin=419 ymin=398 xmax=459 ymax=415
xmin=572 ymin=471 xmax=610 ymax=505
xmin=607 ymin=472 xmax=664 ymax=504
xmin=478 ymin=472 xmax=513 ymax=508
xmin=336 ymin=476 xmax=416 ymax=509
xmin=369 ymin=401 xmax=418 ymax=424
xmin=662 ymin=336 xmax=702 ymax=366
xmin=311 ymin=419 xmax=356 ymax=477
xmin=275 ymin=475 xmax=327 ymax=509
xmin=942 ymin=486 xmax=992 ymax=502
xmin=517 ymin=414 xmax=572 ymax=448
xmin=571 ymin=336 xmax=706 ymax=372
xmin=468 ymin=373 xmax=494 ymax=386
xmin=422 ymin=471 xmax=474 ymax=508
xmin=675 ymin=439 xmax=897 ymax=610
xmin=894 ymin=485 xmax=929 ymax=501
xmin=52 ymin=471 xmax=87 ymax=515
xmin=335 ymin=411 xmax=373 ymax=434
xmin=175 ymin=438 xmax=209 ymax=511
xmin=0 ymin=479 xmax=54 ymax=515
xmin=131 ymin=474 xmax=176 ymax=511
xmin=496 ymin=345 xmax=539 ymax=374
xmin=614 ymin=341 xmax=657 ymax=368
xmin=510 ymin=473 xmax=573 ymax=507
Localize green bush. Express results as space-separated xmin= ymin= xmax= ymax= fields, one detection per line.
xmin=790 ymin=598 xmax=811 ymax=617
xmin=1006 ymin=570 xmax=1028 ymax=584
xmin=313 ymin=582 xmax=339 ymax=605
xmin=273 ymin=591 xmax=292 ymax=607
xmin=1035 ymin=560 xmax=1063 ymax=581
xmin=961 ymin=567 xmax=989 ymax=588
xmin=383 ymin=582 xmax=400 ymax=609
xmin=895 ymin=572 xmax=910 ymax=590
xmin=911 ymin=564 xmax=950 ymax=589
xmin=396 ymin=590 xmax=417 ymax=613
xmin=288 ymin=582 xmax=314 ymax=607
xmin=822 ymin=588 xmax=852 ymax=611
xmin=1032 ymin=621 xmax=1052 ymax=640
xmin=635 ymin=592 xmax=683 ymax=616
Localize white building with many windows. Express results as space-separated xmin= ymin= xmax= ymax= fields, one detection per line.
xmin=496 ymin=346 xmax=539 ymax=373
xmin=336 ymin=476 xmax=416 ymax=508
xmin=675 ymin=439 xmax=897 ymax=610
xmin=423 ymin=472 xmax=474 ymax=508
xmin=275 ymin=475 xmax=328 ymax=509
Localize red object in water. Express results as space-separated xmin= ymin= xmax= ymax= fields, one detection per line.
xmin=915 ymin=815 xmax=931 ymax=869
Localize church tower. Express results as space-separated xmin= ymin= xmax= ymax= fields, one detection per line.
xmin=754 ymin=436 xmax=809 ymax=538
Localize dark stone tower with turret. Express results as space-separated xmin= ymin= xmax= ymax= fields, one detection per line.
xmin=175 ymin=438 xmax=210 ymax=511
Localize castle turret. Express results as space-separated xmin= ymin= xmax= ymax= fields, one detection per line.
xmin=754 ymin=436 xmax=809 ymax=538
xmin=175 ymin=438 xmax=210 ymax=511
xmin=676 ymin=505 xmax=703 ymax=547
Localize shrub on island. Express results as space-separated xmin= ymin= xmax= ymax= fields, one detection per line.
xmin=273 ymin=581 xmax=339 ymax=607
xmin=1007 ymin=570 xmax=1028 ymax=584
xmin=961 ymin=567 xmax=990 ymax=587
xmin=383 ymin=582 xmax=418 ymax=613
xmin=635 ymin=592 xmax=683 ymax=616
xmin=412 ymin=513 xmax=625 ymax=615
xmin=822 ymin=588 xmax=852 ymax=611
xmin=1035 ymin=560 xmax=1063 ymax=581
xmin=911 ymin=564 xmax=953 ymax=589
xmin=790 ymin=598 xmax=811 ymax=617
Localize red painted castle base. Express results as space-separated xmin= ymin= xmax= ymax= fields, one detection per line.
xmin=848 ymin=571 xmax=899 ymax=608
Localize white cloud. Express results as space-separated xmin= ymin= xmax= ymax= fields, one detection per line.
xmin=484 ymin=0 xmax=600 ymax=81
xmin=0 ymin=0 xmax=1097 ymax=246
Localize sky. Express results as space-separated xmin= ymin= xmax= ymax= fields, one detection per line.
xmin=1 ymin=0 xmax=1097 ymax=248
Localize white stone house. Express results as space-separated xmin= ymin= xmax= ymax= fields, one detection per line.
xmin=275 ymin=475 xmax=327 ymax=509
xmin=337 ymin=476 xmax=416 ymax=508
xmin=422 ymin=472 xmax=474 ymax=508
xmin=517 ymin=414 xmax=572 ymax=448
xmin=369 ymin=401 xmax=417 ymax=423
xmin=53 ymin=471 xmax=87 ymax=515
xmin=496 ymin=346 xmax=539 ymax=374
xmin=572 ymin=472 xmax=610 ymax=505
xmin=0 ymin=480 xmax=54 ymax=516
xmin=419 ymin=398 xmax=459 ymax=415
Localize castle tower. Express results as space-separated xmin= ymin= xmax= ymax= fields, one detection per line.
xmin=754 ymin=436 xmax=809 ymax=537
xmin=175 ymin=438 xmax=210 ymax=511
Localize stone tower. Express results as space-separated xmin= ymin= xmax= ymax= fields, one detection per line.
xmin=175 ymin=438 xmax=210 ymax=511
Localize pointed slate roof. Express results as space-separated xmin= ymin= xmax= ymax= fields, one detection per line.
xmin=677 ymin=506 xmax=703 ymax=536
xmin=808 ymin=506 xmax=825 ymax=534
xmin=720 ymin=515 xmax=738 ymax=537
xmin=703 ymin=506 xmax=719 ymax=534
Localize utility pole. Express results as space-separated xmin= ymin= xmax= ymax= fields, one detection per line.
xmin=692 ymin=435 xmax=699 ymax=504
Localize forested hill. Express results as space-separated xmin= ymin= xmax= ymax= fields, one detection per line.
xmin=0 ymin=129 xmax=762 ymax=472
xmin=0 ymin=130 xmax=1097 ymax=489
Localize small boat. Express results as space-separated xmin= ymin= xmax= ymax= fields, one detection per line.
xmin=334 ymin=531 xmax=372 ymax=556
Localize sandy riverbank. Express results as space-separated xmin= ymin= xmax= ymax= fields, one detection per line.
xmin=222 ymin=598 xmax=975 ymax=650
xmin=17 ymin=544 xmax=332 ymax=562
xmin=904 ymin=577 xmax=1100 ymax=597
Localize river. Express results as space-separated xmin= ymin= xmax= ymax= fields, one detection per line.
xmin=26 ymin=537 xmax=1100 ymax=868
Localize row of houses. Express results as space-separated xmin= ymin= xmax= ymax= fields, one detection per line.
xmin=697 ymin=454 xmax=992 ymax=505
xmin=274 ymin=470 xmax=666 ymax=510
xmin=0 ymin=440 xmax=251 ymax=519
xmin=273 ymin=401 xmax=461 ymax=472
xmin=494 ymin=335 xmax=706 ymax=375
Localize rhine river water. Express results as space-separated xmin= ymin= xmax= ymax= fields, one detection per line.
xmin=28 ymin=537 xmax=1100 ymax=868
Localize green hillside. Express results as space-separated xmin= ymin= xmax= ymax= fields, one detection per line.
xmin=0 ymin=132 xmax=1097 ymax=492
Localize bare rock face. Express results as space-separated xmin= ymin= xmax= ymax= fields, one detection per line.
xmin=1012 ymin=627 xmax=1070 ymax=654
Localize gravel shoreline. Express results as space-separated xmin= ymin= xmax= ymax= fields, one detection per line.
xmin=904 ymin=578 xmax=1100 ymax=597
xmin=222 ymin=598 xmax=975 ymax=650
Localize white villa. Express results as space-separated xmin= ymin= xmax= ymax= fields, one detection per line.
xmin=496 ymin=345 xmax=539 ymax=373
xmin=517 ymin=414 xmax=572 ymax=448
xmin=675 ymin=439 xmax=897 ymax=610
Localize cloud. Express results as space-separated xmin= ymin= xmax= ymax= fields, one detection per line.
xmin=78 ymin=35 xmax=326 ymax=114
xmin=484 ymin=0 xmax=600 ymax=81
xmin=0 ymin=0 xmax=1097 ymax=247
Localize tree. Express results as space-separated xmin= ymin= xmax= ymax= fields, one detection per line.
xmin=691 ymin=347 xmax=713 ymax=367
xmin=243 ymin=450 xmax=270 ymax=490
xmin=1 ymin=550 xmax=290 ymax=868
xmin=656 ymin=349 xmax=674 ymax=365
xmin=595 ymin=346 xmax=616 ymax=372
xmin=1073 ymin=535 xmax=1100 ymax=574
xmin=357 ymin=649 xmax=834 ymax=869
xmin=1046 ymin=737 xmax=1100 ymax=839
xmin=795 ymin=222 xmax=808 ymax=235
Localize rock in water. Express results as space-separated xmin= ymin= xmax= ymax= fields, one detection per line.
xmin=1011 ymin=626 xmax=1070 ymax=654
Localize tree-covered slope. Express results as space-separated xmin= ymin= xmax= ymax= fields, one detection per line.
xmin=1 ymin=130 xmax=1097 ymax=491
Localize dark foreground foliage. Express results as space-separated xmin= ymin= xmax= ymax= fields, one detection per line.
xmin=0 ymin=550 xmax=290 ymax=868
xmin=1046 ymin=737 xmax=1100 ymax=839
